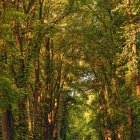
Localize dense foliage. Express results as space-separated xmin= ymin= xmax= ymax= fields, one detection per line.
xmin=0 ymin=0 xmax=140 ymax=140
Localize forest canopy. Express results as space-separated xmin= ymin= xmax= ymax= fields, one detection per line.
xmin=0 ymin=0 xmax=140 ymax=140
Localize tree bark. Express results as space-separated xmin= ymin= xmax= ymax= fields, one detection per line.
xmin=2 ymin=107 xmax=14 ymax=140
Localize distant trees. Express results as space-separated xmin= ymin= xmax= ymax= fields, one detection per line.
xmin=78 ymin=0 xmax=140 ymax=139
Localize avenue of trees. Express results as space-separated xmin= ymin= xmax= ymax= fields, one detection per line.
xmin=0 ymin=0 xmax=140 ymax=140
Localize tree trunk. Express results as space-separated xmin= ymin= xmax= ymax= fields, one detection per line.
xmin=99 ymin=128 xmax=105 ymax=140
xmin=13 ymin=17 xmax=28 ymax=140
xmin=2 ymin=107 xmax=14 ymax=140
